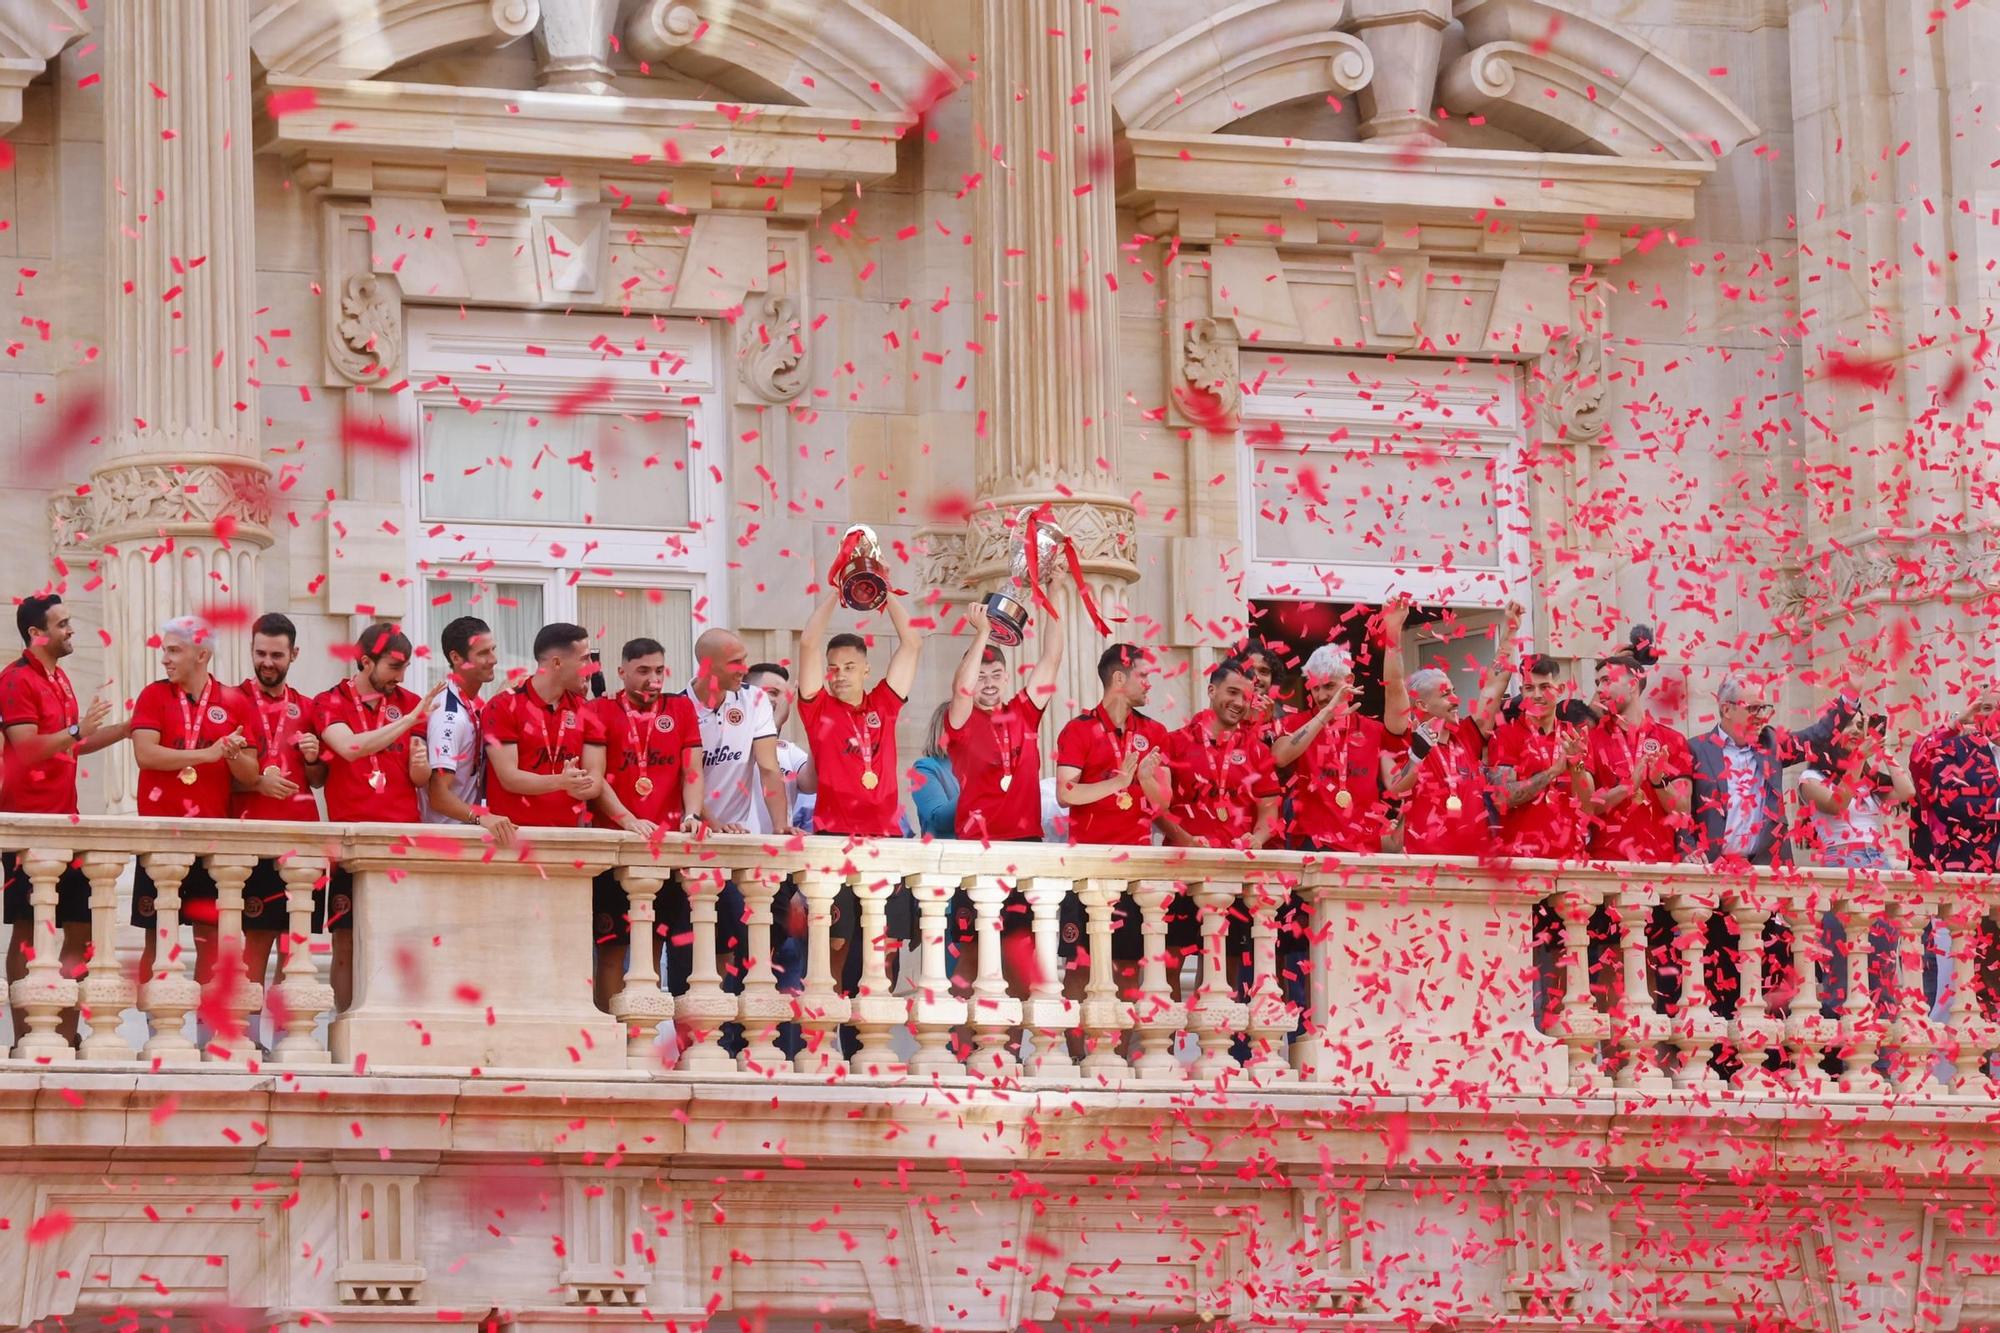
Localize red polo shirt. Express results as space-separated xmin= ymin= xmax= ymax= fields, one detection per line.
xmin=943 ymin=693 xmax=1044 ymax=841
xmin=485 ymin=680 xmax=603 ymax=829
xmin=1285 ymin=709 xmax=1397 ymax=853
xmin=1587 ymin=716 xmax=1691 ymax=862
xmin=313 ymin=679 xmax=424 ymax=823
xmin=1163 ymin=711 xmax=1279 ymax=848
xmin=1055 ymin=705 xmax=1171 ymax=846
xmin=131 ymin=678 xmax=257 ymax=820
xmin=1488 ymin=717 xmax=1586 ymax=859
xmin=233 ymin=681 xmax=321 ymax=822
xmin=799 ymin=680 xmax=905 ymax=838
xmin=0 ymin=653 xmax=81 ymax=815
xmin=1401 ymin=716 xmax=1493 ymax=857
xmin=590 ymin=691 xmax=703 ymax=829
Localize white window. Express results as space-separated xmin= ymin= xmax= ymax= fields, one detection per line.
xmin=1236 ymin=353 xmax=1531 ymax=611
xmin=404 ymin=310 xmax=725 ymax=687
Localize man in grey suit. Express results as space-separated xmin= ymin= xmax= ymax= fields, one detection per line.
xmin=1686 ymin=673 xmax=1855 ymax=866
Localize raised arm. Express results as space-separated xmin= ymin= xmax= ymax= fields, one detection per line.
xmin=1471 ymin=601 xmax=1524 ymax=738
xmin=1024 ymin=615 xmax=1066 ymax=712
xmin=1380 ymin=598 xmax=1411 ymax=737
xmin=883 ymin=592 xmax=925 ymax=700
xmin=798 ymin=587 xmax=839 ymax=700
xmin=947 ymin=606 xmax=991 ymax=730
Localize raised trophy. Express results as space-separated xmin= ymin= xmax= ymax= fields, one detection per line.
xmin=983 ymin=506 xmax=1066 ymax=647
xmin=832 ymin=523 xmax=891 ymax=611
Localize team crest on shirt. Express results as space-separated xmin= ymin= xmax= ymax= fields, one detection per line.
xmin=386 ymin=706 xmax=403 ymax=722
xmin=865 ymin=712 xmax=880 ymax=729
xmin=1227 ymin=750 xmax=1244 ymax=765
xmin=655 ymin=715 xmax=674 ymax=733
xmin=1061 ymin=921 xmax=1080 ymax=945
xmin=286 ymin=702 xmax=302 ymax=719
xmin=561 ymin=712 xmax=578 ymax=730
xmin=726 ymin=706 xmax=744 ymax=726
xmin=207 ymin=705 xmax=229 ymax=724
xmin=1132 ymin=735 xmax=1151 ymax=752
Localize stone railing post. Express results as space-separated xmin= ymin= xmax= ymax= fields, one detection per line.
xmin=269 ymin=854 xmax=333 ymax=1067
xmin=138 ymin=852 xmax=202 ymax=1065
xmin=1022 ymin=876 xmax=1077 ymax=1078
xmin=610 ymin=865 xmax=673 ymax=1065
xmin=906 ymin=872 xmax=965 ymax=1077
xmin=732 ymin=865 xmax=789 ymax=1075
xmin=848 ymin=873 xmax=906 ymax=1076
xmin=78 ymin=851 xmax=137 ymax=1061
xmin=792 ymin=868 xmax=849 ymax=1077
xmin=676 ymin=866 xmax=736 ymax=1074
xmin=1078 ymin=878 xmax=1132 ymax=1078
xmin=204 ymin=854 xmax=261 ymax=1065
xmin=966 ymin=874 xmax=1022 ymax=1081
xmin=1188 ymin=878 xmax=1246 ymax=1080
xmin=9 ymin=848 xmax=78 ymax=1062
xmin=1129 ymin=880 xmax=1186 ymax=1079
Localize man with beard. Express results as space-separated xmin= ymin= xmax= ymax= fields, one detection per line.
xmin=130 ymin=616 xmax=263 ymax=997
xmin=232 ymin=613 xmax=328 ymax=999
xmin=590 ymin=636 xmax=705 ymax=1010
xmin=314 ymin=623 xmax=443 ymax=1010
xmin=1159 ymin=658 xmax=1281 ymax=853
xmin=1 ymin=593 xmax=126 ymax=1044
xmin=1585 ymin=654 xmax=1692 ymax=862
xmin=1686 ymin=672 xmax=1853 ymax=866
xmin=1912 ymin=681 xmax=2000 ymax=872
xmin=1387 ymin=602 xmax=1523 ymax=857
xmin=484 ymin=622 xmax=605 ymax=831
xmin=1490 ymin=654 xmax=1594 ymax=859
xmin=420 ymin=615 xmax=517 ymax=845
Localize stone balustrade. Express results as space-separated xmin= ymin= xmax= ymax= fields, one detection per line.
xmin=1 ymin=815 xmax=1990 ymax=1098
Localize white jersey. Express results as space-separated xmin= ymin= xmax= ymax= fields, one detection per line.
xmin=776 ymin=737 xmax=812 ymax=834
xmin=692 ymin=684 xmax=778 ymax=830
xmin=419 ymin=684 xmax=485 ymax=824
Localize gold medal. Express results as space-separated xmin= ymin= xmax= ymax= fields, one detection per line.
xmin=177 ymin=766 xmax=198 ymax=786
xmin=1446 ymin=795 xmax=1464 ymax=814
xmin=634 ymin=775 xmax=655 ymax=797
xmin=861 ymin=770 xmax=880 ymax=790
xmin=999 ymin=775 xmax=1013 ymax=792
xmin=1116 ymin=791 xmax=1134 ymax=810
xmin=1334 ymin=789 xmax=1353 ymax=810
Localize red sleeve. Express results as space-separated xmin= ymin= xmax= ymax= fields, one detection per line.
xmin=1456 ymin=716 xmax=1487 ymax=758
xmin=1249 ymin=742 xmax=1280 ymax=798
xmin=796 ymin=690 xmax=824 ymax=735
xmin=227 ymin=687 xmax=260 ymax=752
xmin=485 ymin=693 xmax=522 ymax=745
xmin=579 ymin=702 xmax=607 ymax=746
xmin=872 ymin=680 xmax=904 ymax=726
xmin=675 ymin=697 xmax=704 ymax=752
xmin=130 ymin=682 xmax=168 ymax=735
xmin=0 ymin=669 xmax=34 ymax=729
xmin=1014 ymin=691 xmax=1046 ymax=723
xmin=1663 ymin=729 xmax=1694 ymax=780
xmin=1487 ymin=723 xmax=1519 ymax=769
xmin=1054 ymin=717 xmax=1089 ymax=769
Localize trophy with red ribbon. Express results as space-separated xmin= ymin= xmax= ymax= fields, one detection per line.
xmin=983 ymin=506 xmax=1065 ymax=647
xmin=832 ymin=523 xmax=890 ymax=611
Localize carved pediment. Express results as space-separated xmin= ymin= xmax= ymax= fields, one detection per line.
xmin=0 ymin=0 xmax=90 ymax=133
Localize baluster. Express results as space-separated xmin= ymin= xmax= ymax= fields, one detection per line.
xmin=1666 ymin=891 xmax=1722 ymax=1091
xmin=1728 ymin=895 xmax=1781 ymax=1093
xmin=848 ymin=873 xmax=906 ymax=1076
xmin=1291 ymin=877 xmax=1338 ymax=1083
xmin=1188 ymin=878 xmax=1246 ymax=1080
xmin=1611 ymin=887 xmax=1668 ymax=1093
xmin=1888 ymin=894 xmax=1941 ymax=1094
xmin=1130 ymin=880 xmax=1188 ymax=1079
xmin=1552 ymin=887 xmax=1606 ymax=1091
xmin=906 ymin=872 xmax=964 ymax=1077
xmin=1022 ymin=876 xmax=1077 ymax=1078
xmin=609 ymin=866 xmax=673 ymax=1065
xmin=1241 ymin=875 xmax=1295 ymax=1083
xmin=1077 ymin=879 xmax=1132 ymax=1079
xmin=1783 ymin=890 xmax=1833 ymax=1092
xmin=78 ymin=851 xmax=136 ymax=1061
xmin=202 ymin=855 xmax=261 ymax=1065
xmin=1836 ymin=891 xmax=1887 ymax=1093
xmin=1944 ymin=897 xmax=1995 ymax=1094
xmin=269 ymin=855 xmax=333 ymax=1067
xmin=676 ymin=867 xmax=736 ymax=1074
xmin=138 ymin=852 xmax=201 ymax=1066
xmin=9 ymin=848 xmax=77 ymax=1062
xmin=791 ymin=868 xmax=850 ymax=1078
xmin=733 ymin=866 xmax=789 ymax=1075
xmin=967 ymin=875 xmax=1022 ymax=1081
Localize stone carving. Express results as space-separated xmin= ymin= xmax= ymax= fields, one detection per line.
xmin=1504 ymin=1193 xmax=1584 ymax=1315
xmin=338 ymin=1175 xmax=426 ymax=1304
xmin=914 ymin=524 xmax=971 ymax=596
xmin=963 ymin=500 xmax=1137 ymax=584
xmin=1542 ymin=292 xmax=1609 ymax=444
xmin=562 ymin=1178 xmax=652 ymax=1306
xmin=330 ymin=272 xmax=404 ymax=384
xmin=1180 ymin=317 xmax=1241 ymax=418
xmin=739 ymin=293 xmax=808 ymax=403
xmin=532 ymin=0 xmax=618 ymax=93
xmin=50 ymin=459 xmax=274 ymax=548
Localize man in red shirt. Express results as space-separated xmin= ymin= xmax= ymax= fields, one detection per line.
xmin=1586 ymin=656 xmax=1692 ymax=862
xmin=231 ymin=613 xmax=328 ymax=996
xmin=130 ymin=616 xmax=262 ymax=992
xmin=589 ymin=635 xmax=704 ymax=1010
xmin=798 ymin=585 xmax=925 ymax=994
xmin=1276 ymin=635 xmax=1408 ymax=855
xmin=2 ymin=593 xmax=126 ymax=1044
xmin=1160 ymin=659 xmax=1281 ymax=852
xmin=314 ymin=623 xmax=442 ymax=1010
xmin=1386 ymin=601 xmax=1522 ymax=857
xmin=1055 ymin=644 xmax=1173 ymax=997
xmin=1490 ymin=654 xmax=1595 ymax=859
xmin=484 ymin=621 xmax=604 ymax=832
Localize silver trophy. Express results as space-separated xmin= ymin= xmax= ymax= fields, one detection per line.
xmin=983 ymin=507 xmax=1065 ymax=647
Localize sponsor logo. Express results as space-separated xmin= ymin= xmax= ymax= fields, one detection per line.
xmin=245 ymin=895 xmax=266 ymax=920
xmin=704 ymin=746 xmax=745 ymax=768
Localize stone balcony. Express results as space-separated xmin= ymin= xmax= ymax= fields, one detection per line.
xmin=0 ymin=815 xmax=1993 ymax=1331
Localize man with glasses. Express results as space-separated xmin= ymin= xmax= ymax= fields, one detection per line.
xmin=1687 ymin=672 xmax=1852 ymax=866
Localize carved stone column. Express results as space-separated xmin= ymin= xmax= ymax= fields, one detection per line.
xmin=965 ymin=0 xmax=1139 ymax=719
xmin=83 ymin=0 xmax=270 ymax=810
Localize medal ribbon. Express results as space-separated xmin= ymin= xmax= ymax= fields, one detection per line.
xmin=1098 ymin=706 xmax=1136 ymax=799
xmin=49 ymin=664 xmax=77 ymax=731
xmin=991 ymin=706 xmax=1015 ymax=791
xmin=177 ymin=679 xmax=215 ymax=762
xmin=621 ymin=693 xmax=654 ymax=786
xmin=1024 ymin=504 xmax=1117 ymax=638
xmin=847 ymin=701 xmax=878 ymax=777
xmin=344 ymin=679 xmax=389 ymax=791
xmin=255 ymin=689 xmax=290 ymax=760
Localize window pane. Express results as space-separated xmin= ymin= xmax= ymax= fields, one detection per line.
xmin=577 ymin=585 xmax=695 ymax=692
xmin=427 ymin=578 xmax=546 ymax=683
xmin=421 ymin=405 xmax=692 ymax=530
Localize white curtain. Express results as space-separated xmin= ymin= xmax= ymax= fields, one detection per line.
xmin=577 ymin=586 xmax=695 ymax=691
xmin=421 ymin=405 xmax=690 ymax=531
xmin=427 ymin=578 xmax=547 ymax=684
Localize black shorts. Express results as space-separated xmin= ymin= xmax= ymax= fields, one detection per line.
xmin=593 ymin=871 xmax=747 ymax=996
xmin=947 ymin=890 xmax=1088 ymax=964
xmin=2 ymin=852 xmax=91 ymax=928
xmin=1112 ymin=892 xmax=1250 ymax=964
xmin=134 ymin=860 xmax=351 ymax=934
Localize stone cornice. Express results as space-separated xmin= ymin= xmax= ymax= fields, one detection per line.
xmin=0 ymin=0 xmax=90 ymax=134
xmin=1121 ymin=130 xmax=1717 ymax=231
xmin=256 ymin=76 xmax=910 ymax=210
